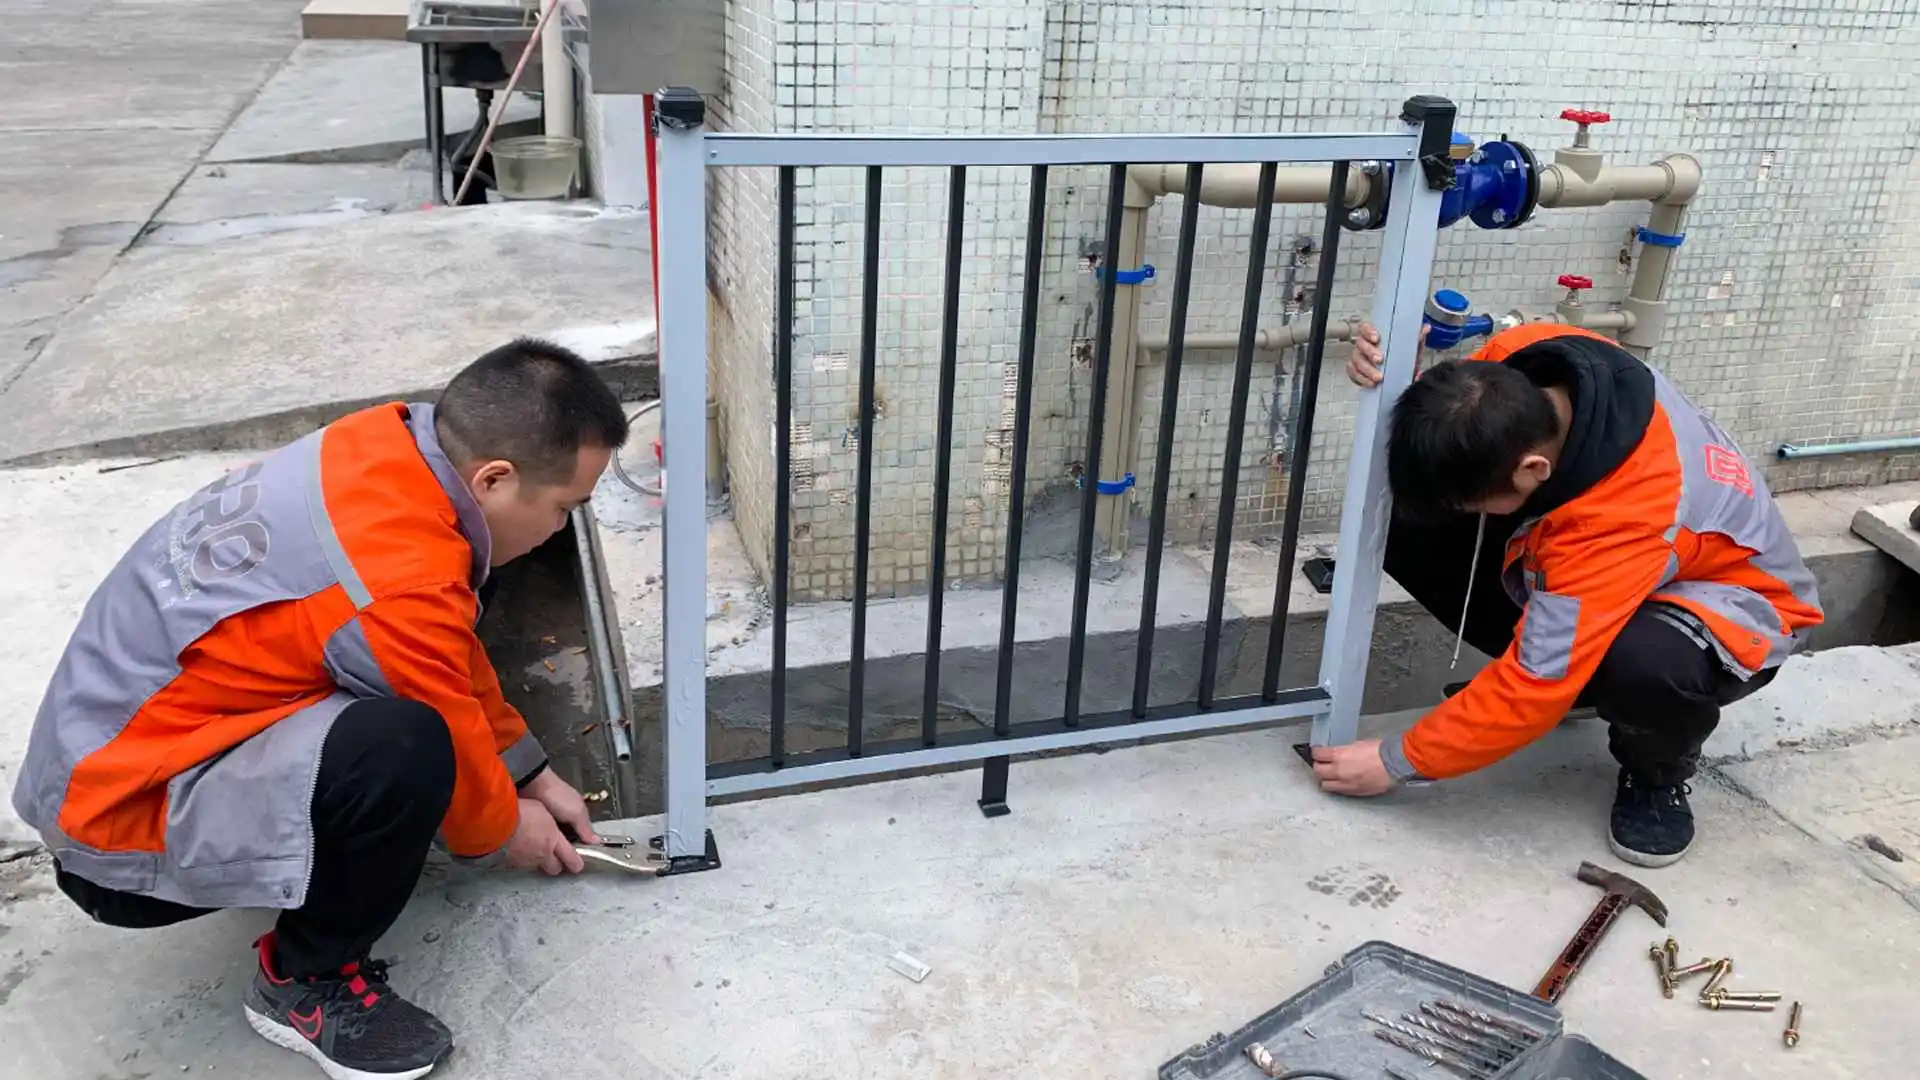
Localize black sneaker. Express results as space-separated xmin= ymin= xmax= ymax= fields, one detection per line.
xmin=243 ymin=932 xmax=453 ymax=1080
xmin=1609 ymin=771 xmax=1695 ymax=868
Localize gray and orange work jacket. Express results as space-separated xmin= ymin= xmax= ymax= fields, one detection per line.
xmin=11 ymin=403 xmax=542 ymax=910
xmin=1386 ymin=325 xmax=1824 ymax=781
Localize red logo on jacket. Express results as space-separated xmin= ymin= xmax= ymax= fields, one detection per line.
xmin=1704 ymin=445 xmax=1753 ymax=496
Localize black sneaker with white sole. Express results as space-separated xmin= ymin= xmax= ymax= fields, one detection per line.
xmin=1608 ymin=770 xmax=1695 ymax=868
xmin=243 ymin=932 xmax=453 ymax=1080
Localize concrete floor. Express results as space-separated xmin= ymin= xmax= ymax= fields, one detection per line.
xmin=4 ymin=3 xmax=1920 ymax=1078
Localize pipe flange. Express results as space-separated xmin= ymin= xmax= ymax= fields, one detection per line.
xmin=1342 ymin=162 xmax=1391 ymax=232
xmin=1468 ymin=139 xmax=1539 ymax=230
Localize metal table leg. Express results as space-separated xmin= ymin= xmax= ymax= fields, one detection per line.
xmin=424 ymin=43 xmax=447 ymax=204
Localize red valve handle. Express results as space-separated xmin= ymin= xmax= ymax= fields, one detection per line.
xmin=1559 ymin=109 xmax=1612 ymax=126
xmin=1557 ymin=274 xmax=1593 ymax=290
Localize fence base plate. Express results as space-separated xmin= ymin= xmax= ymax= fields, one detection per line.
xmin=649 ymin=830 xmax=722 ymax=875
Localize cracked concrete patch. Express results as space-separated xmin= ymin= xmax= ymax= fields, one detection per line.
xmin=1718 ymin=732 xmax=1920 ymax=908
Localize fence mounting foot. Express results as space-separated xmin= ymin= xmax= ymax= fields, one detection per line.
xmin=977 ymin=756 xmax=1011 ymax=818
xmin=649 ymin=830 xmax=722 ymax=875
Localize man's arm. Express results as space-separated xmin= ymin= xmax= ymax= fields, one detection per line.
xmin=1393 ymin=521 xmax=1674 ymax=781
xmin=335 ymin=585 xmax=522 ymax=856
xmin=467 ymin=634 xmax=547 ymax=785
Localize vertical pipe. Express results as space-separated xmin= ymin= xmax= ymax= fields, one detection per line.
xmin=1064 ymin=165 xmax=1130 ymax=726
xmin=771 ymin=165 xmax=795 ymax=767
xmin=922 ymin=165 xmax=966 ymax=747
xmin=540 ymin=0 xmax=573 ymax=142
xmin=1262 ymin=162 xmax=1348 ymax=699
xmin=1095 ymin=202 xmax=1151 ymax=559
xmin=1619 ymin=201 xmax=1688 ymax=360
xmin=652 ymin=104 xmax=710 ymax=860
xmin=1197 ymin=163 xmax=1278 ymax=709
xmin=991 ymin=166 xmax=1049 ymax=735
xmin=1132 ymin=164 xmax=1205 ymax=718
xmin=849 ymin=165 xmax=881 ymax=759
xmin=1315 ymin=150 xmax=1446 ymax=747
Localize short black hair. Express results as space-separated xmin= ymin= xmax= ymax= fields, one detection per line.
xmin=1387 ymin=359 xmax=1558 ymax=518
xmin=435 ymin=338 xmax=630 ymax=485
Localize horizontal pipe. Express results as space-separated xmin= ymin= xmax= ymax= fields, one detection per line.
xmin=1777 ymin=436 xmax=1920 ymax=460
xmin=1129 ymin=163 xmax=1369 ymax=209
xmin=1135 ymin=152 xmax=1703 ymax=215
xmin=1537 ymin=154 xmax=1702 ymax=209
xmin=1140 ymin=321 xmax=1358 ymax=354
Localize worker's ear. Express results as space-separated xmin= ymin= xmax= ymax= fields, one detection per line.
xmin=1514 ymin=451 xmax=1553 ymax=490
xmin=468 ymin=458 xmax=521 ymax=500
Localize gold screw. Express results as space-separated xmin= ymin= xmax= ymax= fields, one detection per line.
xmin=1698 ymin=959 xmax=1733 ymax=1002
xmin=1703 ymin=995 xmax=1776 ymax=1012
xmin=1648 ymin=944 xmax=1674 ymax=998
xmin=1669 ymin=957 xmax=1720 ymax=981
xmin=1784 ymin=1001 xmax=1802 ymax=1048
xmin=1716 ymin=990 xmax=1783 ymax=1003
xmin=1664 ymin=936 xmax=1680 ymax=971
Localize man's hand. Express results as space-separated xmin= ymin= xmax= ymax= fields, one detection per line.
xmin=521 ymin=767 xmax=601 ymax=846
xmin=505 ymin=798 xmax=586 ymax=875
xmin=1345 ymin=322 xmax=1429 ymax=388
xmin=1312 ymin=739 xmax=1394 ymax=797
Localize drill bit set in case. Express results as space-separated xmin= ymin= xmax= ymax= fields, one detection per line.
xmin=1158 ymin=941 xmax=1649 ymax=1080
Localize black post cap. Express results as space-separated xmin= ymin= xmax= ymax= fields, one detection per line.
xmin=1401 ymin=95 xmax=1458 ymax=193
xmin=655 ymin=87 xmax=707 ymax=130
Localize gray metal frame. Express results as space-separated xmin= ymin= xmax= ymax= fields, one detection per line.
xmin=652 ymin=105 xmax=1446 ymax=860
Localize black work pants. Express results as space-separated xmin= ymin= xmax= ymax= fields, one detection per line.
xmin=56 ymin=698 xmax=456 ymax=978
xmin=1384 ymin=510 xmax=1776 ymax=784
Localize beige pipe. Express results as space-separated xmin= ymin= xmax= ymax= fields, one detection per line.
xmin=1138 ymin=321 xmax=1359 ymax=355
xmin=1537 ymin=153 xmax=1701 ymax=209
xmin=1096 ymin=206 xmax=1152 ymax=559
xmin=1618 ymin=200 xmax=1686 ymax=358
xmin=1128 ymin=164 xmax=1370 ymax=209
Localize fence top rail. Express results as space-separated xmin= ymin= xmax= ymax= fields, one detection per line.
xmin=695 ymin=131 xmax=1423 ymax=169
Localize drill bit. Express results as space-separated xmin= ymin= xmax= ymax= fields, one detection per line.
xmin=1415 ymin=1003 xmax=1533 ymax=1054
xmin=1428 ymin=999 xmax=1547 ymax=1045
xmin=1399 ymin=1013 xmax=1512 ymax=1067
xmin=1371 ymin=1029 xmax=1492 ymax=1080
xmin=1405 ymin=1006 xmax=1520 ymax=1060
xmin=1365 ymin=1013 xmax=1501 ymax=1072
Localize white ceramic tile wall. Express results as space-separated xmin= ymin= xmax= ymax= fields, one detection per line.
xmin=697 ymin=0 xmax=1920 ymax=601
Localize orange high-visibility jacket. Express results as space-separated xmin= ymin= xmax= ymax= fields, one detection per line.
xmin=11 ymin=403 xmax=539 ymax=909
xmin=1393 ymin=325 xmax=1823 ymax=780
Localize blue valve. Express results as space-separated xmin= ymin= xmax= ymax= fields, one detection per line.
xmin=1423 ymin=288 xmax=1496 ymax=351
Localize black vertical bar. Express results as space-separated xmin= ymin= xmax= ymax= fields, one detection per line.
xmin=849 ymin=165 xmax=881 ymax=758
xmin=1063 ymin=164 xmax=1129 ymax=726
xmin=772 ymin=166 xmax=796 ymax=765
xmin=1263 ymin=162 xmax=1349 ymax=698
xmin=1197 ymin=162 xmax=1278 ymax=709
xmin=1132 ymin=163 xmax=1206 ymax=718
xmin=986 ymin=165 xmax=1049 ymax=808
xmin=922 ymin=165 xmax=966 ymax=747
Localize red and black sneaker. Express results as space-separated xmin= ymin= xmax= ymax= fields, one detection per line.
xmin=243 ymin=933 xmax=454 ymax=1080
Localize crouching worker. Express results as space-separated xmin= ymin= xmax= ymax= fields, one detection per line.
xmin=11 ymin=339 xmax=629 ymax=1079
xmin=1312 ymin=323 xmax=1822 ymax=868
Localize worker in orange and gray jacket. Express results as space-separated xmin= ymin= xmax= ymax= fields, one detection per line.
xmin=11 ymin=340 xmax=629 ymax=1080
xmin=1311 ymin=322 xmax=1821 ymax=869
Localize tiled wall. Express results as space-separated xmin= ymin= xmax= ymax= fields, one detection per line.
xmin=699 ymin=0 xmax=1920 ymax=601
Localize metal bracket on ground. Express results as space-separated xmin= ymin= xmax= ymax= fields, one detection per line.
xmin=649 ymin=830 xmax=722 ymax=875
